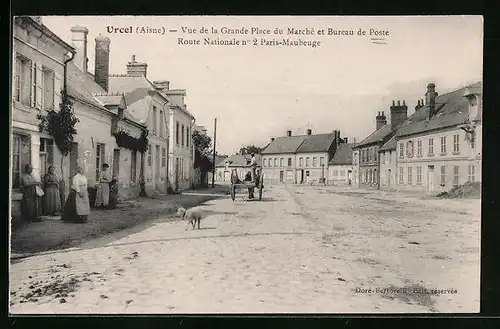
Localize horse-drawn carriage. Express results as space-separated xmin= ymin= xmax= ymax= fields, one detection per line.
xmin=229 ymin=168 xmax=264 ymax=201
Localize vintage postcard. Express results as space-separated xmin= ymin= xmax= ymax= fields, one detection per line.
xmin=9 ymin=15 xmax=482 ymax=314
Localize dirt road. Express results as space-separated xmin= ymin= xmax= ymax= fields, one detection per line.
xmin=9 ymin=184 xmax=480 ymax=313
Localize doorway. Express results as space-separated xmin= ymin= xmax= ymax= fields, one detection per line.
xmin=387 ymin=169 xmax=391 ymax=189
xmin=428 ymin=165 xmax=435 ymax=194
xmin=279 ymin=171 xmax=284 ymax=183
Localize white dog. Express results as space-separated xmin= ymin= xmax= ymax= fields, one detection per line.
xmin=177 ymin=207 xmax=204 ymax=231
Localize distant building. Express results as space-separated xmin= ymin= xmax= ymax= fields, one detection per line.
xmin=394 ymin=82 xmax=482 ymax=194
xmin=261 ymin=129 xmax=344 ymax=184
xmin=379 ymin=135 xmax=398 ymax=191
xmin=328 ymin=142 xmax=354 ymax=185
xmin=215 ymin=154 xmax=261 ymax=182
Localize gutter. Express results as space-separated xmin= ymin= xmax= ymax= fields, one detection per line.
xmin=63 ymin=52 xmax=75 ymax=96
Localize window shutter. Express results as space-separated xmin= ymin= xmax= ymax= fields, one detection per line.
xmin=36 ymin=63 xmax=43 ymax=109
xmin=30 ymin=61 xmax=36 ymax=107
xmin=54 ymin=73 xmax=62 ymax=110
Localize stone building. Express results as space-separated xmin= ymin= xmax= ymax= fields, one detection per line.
xmin=11 ymin=16 xmax=75 ymax=219
xmin=261 ymin=129 xmax=344 ymax=184
xmin=328 ymin=141 xmax=354 ymax=185
xmin=394 ymin=82 xmax=482 ymax=194
xmin=353 ymin=101 xmax=408 ymax=189
xmin=215 ymin=154 xmax=260 ymax=182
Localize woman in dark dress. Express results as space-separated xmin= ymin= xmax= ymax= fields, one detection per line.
xmin=43 ymin=166 xmax=62 ymax=215
xmin=61 ymin=166 xmax=90 ymax=223
xmin=20 ymin=164 xmax=42 ymax=222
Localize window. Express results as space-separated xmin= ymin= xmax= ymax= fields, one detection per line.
xmin=42 ymin=67 xmax=55 ymax=110
xmin=334 ymin=170 xmax=338 ymax=177
xmin=313 ymin=157 xmax=317 ymax=167
xmin=399 ymin=167 xmax=404 ymax=184
xmin=181 ymin=125 xmax=185 ymax=147
xmin=416 ymin=166 xmax=422 ymax=185
xmin=468 ymin=164 xmax=476 ymax=182
xmin=374 ymin=149 xmax=378 ymax=161
xmin=175 ymin=121 xmax=179 ymax=145
xmin=367 ymin=149 xmax=371 ymax=162
xmin=299 ymin=157 xmax=303 ymax=167
xmin=95 ymin=143 xmax=105 ymax=181
xmin=453 ymin=134 xmax=460 ymax=153
xmin=407 ymin=141 xmax=414 ymax=158
xmin=387 ymin=151 xmax=391 ymax=164
xmin=131 ymin=151 xmax=137 ymax=182
xmin=399 ymin=143 xmax=404 ymax=158
xmin=440 ymin=165 xmax=446 ymax=185
xmin=147 ymin=144 xmax=152 ymax=167
xmin=152 ymin=106 xmax=157 ymax=134
xmin=408 ymin=167 xmax=413 ymax=185
xmin=162 ymin=147 xmax=166 ymax=167
xmin=274 ymin=158 xmax=278 ymax=167
xmin=471 ymin=133 xmax=476 ymax=149
xmin=159 ymin=109 xmax=164 ymax=137
xmin=306 ymin=157 xmax=310 ymax=166
xmin=11 ymin=133 xmax=31 ymax=189
xmin=280 ymin=158 xmax=284 ymax=167
xmin=453 ymin=165 xmax=459 ymax=186
xmin=440 ymin=136 xmax=447 ymax=155
xmin=14 ymin=55 xmax=33 ymax=106
xmin=320 ymin=157 xmax=324 ymax=166
xmin=353 ymin=153 xmax=358 ymax=165
xmin=428 ymin=138 xmax=434 ymax=155
xmin=186 ymin=127 xmax=190 ymax=148
xmin=417 ymin=140 xmax=422 ymax=156
xmin=340 ymin=170 xmax=345 ymax=177
xmin=287 ymin=158 xmax=292 ymax=167
xmin=381 ymin=151 xmax=385 ymax=164
xmin=39 ymin=138 xmax=54 ymax=177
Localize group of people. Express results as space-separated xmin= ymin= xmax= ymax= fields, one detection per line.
xmin=19 ymin=163 xmax=114 ymax=224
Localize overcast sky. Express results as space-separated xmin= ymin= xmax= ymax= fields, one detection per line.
xmin=42 ymin=16 xmax=483 ymax=155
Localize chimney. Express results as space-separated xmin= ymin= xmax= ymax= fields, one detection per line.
xmin=425 ymin=83 xmax=438 ymax=118
xmin=127 ymin=55 xmax=148 ymax=77
xmin=335 ymin=130 xmax=341 ymax=145
xmin=353 ymin=137 xmax=357 ymax=144
xmin=286 ymin=130 xmax=292 ymax=137
xmin=153 ymin=80 xmax=170 ymax=91
xmin=271 ymin=137 xmax=275 ymax=142
xmin=376 ymin=111 xmax=387 ymax=130
xmin=415 ymin=100 xmax=423 ymax=111
xmin=94 ymin=35 xmax=111 ymax=92
xmin=344 ymin=137 xmax=348 ymax=143
xmin=390 ymin=99 xmax=408 ymax=130
xmin=306 ymin=129 xmax=312 ymax=136
xmin=70 ymin=26 xmax=89 ymax=73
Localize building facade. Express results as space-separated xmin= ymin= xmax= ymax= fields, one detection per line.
xmin=216 ymin=154 xmax=262 ymax=182
xmin=261 ymin=129 xmax=342 ymax=184
xmin=378 ymin=136 xmax=398 ymax=191
xmin=328 ymin=142 xmax=354 ymax=185
xmin=108 ymin=56 xmax=171 ymax=195
xmin=395 ymin=83 xmax=482 ymax=195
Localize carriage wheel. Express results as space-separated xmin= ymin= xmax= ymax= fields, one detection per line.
xmin=230 ymin=185 xmax=236 ymax=201
xmin=258 ymin=175 xmax=264 ymax=201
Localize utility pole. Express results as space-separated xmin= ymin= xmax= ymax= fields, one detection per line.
xmin=212 ymin=117 xmax=217 ymax=188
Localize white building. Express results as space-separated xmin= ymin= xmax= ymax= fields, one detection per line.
xmin=328 ymin=143 xmax=354 ymax=185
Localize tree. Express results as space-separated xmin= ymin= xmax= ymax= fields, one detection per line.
xmin=192 ymin=130 xmax=213 ymax=187
xmin=239 ymin=145 xmax=262 ymax=155
xmin=37 ymin=91 xmax=79 ymax=206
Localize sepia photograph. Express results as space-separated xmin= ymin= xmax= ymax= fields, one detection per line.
xmin=9 ymin=15 xmax=482 ymax=314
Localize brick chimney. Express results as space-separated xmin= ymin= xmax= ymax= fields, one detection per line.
xmin=425 ymin=83 xmax=438 ymax=118
xmin=127 ymin=55 xmax=148 ymax=77
xmin=344 ymin=137 xmax=348 ymax=143
xmin=286 ymin=130 xmax=292 ymax=137
xmin=415 ymin=100 xmax=424 ymax=111
xmin=390 ymin=100 xmax=408 ymax=130
xmin=153 ymin=80 xmax=170 ymax=91
xmin=70 ymin=26 xmax=89 ymax=73
xmin=271 ymin=137 xmax=275 ymax=142
xmin=376 ymin=111 xmax=387 ymax=130
xmin=94 ymin=35 xmax=111 ymax=92
xmin=306 ymin=129 xmax=312 ymax=136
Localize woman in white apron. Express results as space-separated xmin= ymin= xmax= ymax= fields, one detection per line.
xmin=95 ymin=163 xmax=111 ymax=209
xmin=62 ymin=166 xmax=90 ymax=223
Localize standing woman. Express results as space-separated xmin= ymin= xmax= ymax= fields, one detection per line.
xmin=62 ymin=166 xmax=90 ymax=223
xmin=43 ymin=166 xmax=62 ymax=216
xmin=95 ymin=163 xmax=111 ymax=209
xmin=20 ymin=164 xmax=42 ymax=222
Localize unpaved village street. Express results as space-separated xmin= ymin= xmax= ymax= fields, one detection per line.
xmin=9 ymin=184 xmax=480 ymax=314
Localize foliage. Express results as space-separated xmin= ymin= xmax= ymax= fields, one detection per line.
xmin=113 ymin=129 xmax=149 ymax=153
xmin=239 ymin=145 xmax=262 ymax=155
xmin=37 ymin=92 xmax=79 ymax=157
xmin=192 ymin=130 xmax=212 ymax=152
xmin=192 ymin=130 xmax=213 ymax=171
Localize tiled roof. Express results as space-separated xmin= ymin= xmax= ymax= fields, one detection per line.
xmin=295 ymin=133 xmax=337 ymax=153
xmin=214 ymin=155 xmax=228 ymax=166
xmin=93 ymin=94 xmax=123 ymax=106
xmin=216 ymin=154 xmax=262 ymax=167
xmin=396 ymin=82 xmax=481 ymax=138
xmin=261 ymin=135 xmax=308 ymax=154
xmin=379 ymin=135 xmax=397 ymax=151
xmin=329 ymin=143 xmax=354 ymax=165
xmin=354 ymin=124 xmax=393 ymax=148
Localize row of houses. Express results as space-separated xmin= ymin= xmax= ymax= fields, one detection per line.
xmin=11 ymin=16 xmax=202 ymax=218
xmin=217 ymin=81 xmax=482 ymax=196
